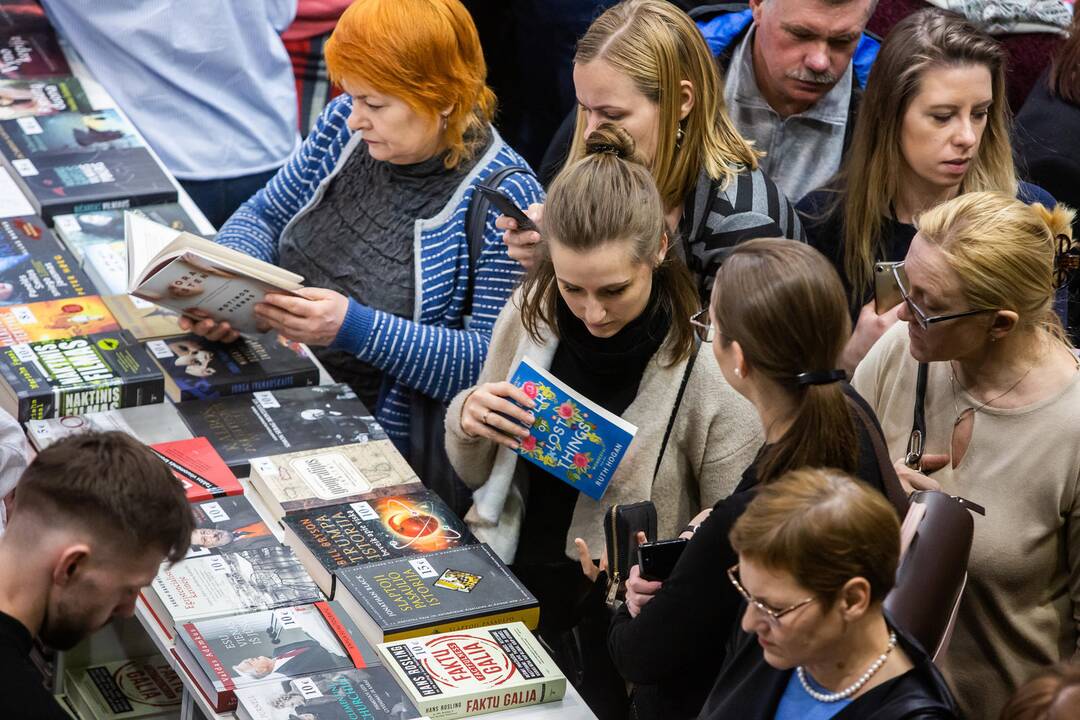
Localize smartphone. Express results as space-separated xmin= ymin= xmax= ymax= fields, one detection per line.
xmin=475 ymin=183 xmax=538 ymax=231
xmin=637 ymin=538 xmax=688 ymax=581
xmin=874 ymin=261 xmax=904 ymax=313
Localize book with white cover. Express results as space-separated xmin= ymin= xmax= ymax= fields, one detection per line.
xmin=23 ymin=402 xmax=192 ymax=450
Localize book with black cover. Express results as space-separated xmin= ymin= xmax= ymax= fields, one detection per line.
xmin=0 ymin=214 xmax=95 ymax=305
xmin=54 ymin=203 xmax=200 ymax=261
xmin=152 ymin=437 xmax=243 ymax=502
xmin=334 ymin=544 xmax=540 ymax=645
xmin=0 ymin=77 xmax=91 ymax=120
xmin=173 ymin=602 xmax=370 ymax=712
xmin=0 ymin=110 xmax=176 ymax=220
xmin=0 ymin=30 xmax=70 ymax=80
xmin=283 ymin=490 xmax=475 ymax=598
xmin=176 ymin=384 xmax=386 ymax=476
xmin=236 ymin=666 xmax=421 ymax=720
xmin=0 ymin=331 xmax=163 ymax=421
xmin=0 ymin=2 xmax=50 ymax=33
xmin=145 ymin=333 xmax=318 ymax=402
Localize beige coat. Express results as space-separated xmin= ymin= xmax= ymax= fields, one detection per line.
xmin=445 ymin=291 xmax=761 ymax=563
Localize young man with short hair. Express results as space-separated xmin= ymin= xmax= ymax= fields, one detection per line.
xmin=0 ymin=432 xmax=193 ymax=718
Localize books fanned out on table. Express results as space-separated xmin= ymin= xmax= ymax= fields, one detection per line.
xmin=236 ymin=666 xmax=422 ymax=720
xmin=144 ymin=332 xmax=318 ymax=402
xmin=282 ymin=489 xmax=474 ymax=598
xmin=63 ymin=654 xmax=183 ymax=719
xmin=0 ymin=110 xmax=177 ymax=220
xmin=0 ymin=331 xmax=163 ymax=421
xmin=176 ymin=384 xmax=386 ymax=477
xmin=0 ymin=294 xmax=118 ymax=345
xmin=509 ymin=356 xmax=637 ymax=500
xmin=23 ymin=401 xmax=192 ymax=450
xmin=334 ymin=543 xmax=539 ymax=645
xmin=54 ymin=203 xmax=201 ymax=261
xmin=0 ymin=77 xmax=92 ymax=120
xmin=248 ymin=439 xmax=420 ymax=523
xmin=173 ymin=602 xmax=372 ymax=712
xmin=151 ymin=437 xmax=242 ymax=502
xmin=125 ymin=212 xmax=302 ymax=335
xmin=0 ymin=213 xmax=95 ymax=305
xmin=377 ymin=622 xmax=566 ymax=719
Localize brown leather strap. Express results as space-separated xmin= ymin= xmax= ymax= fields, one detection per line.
xmin=849 ymin=396 xmax=910 ymax=517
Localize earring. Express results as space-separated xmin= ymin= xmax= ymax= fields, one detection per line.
xmin=733 ymin=367 xmax=741 ymax=377
xmin=675 ymin=124 xmax=685 ymax=150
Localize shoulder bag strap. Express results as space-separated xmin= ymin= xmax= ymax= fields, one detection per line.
xmin=847 ymin=395 xmax=909 ymax=517
xmin=463 ymin=164 xmax=530 ymax=321
xmin=904 ymin=362 xmax=929 ymax=470
xmin=653 ymin=339 xmax=701 ymax=481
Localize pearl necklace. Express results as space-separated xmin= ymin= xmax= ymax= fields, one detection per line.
xmin=796 ymin=631 xmax=898 ymax=703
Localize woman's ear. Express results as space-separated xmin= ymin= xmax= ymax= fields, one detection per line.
xmin=838 ymin=577 xmax=873 ymax=621
xmin=988 ymin=309 xmax=1019 ymax=342
xmin=656 ymin=232 xmax=670 ymax=266
xmin=731 ymin=339 xmax=747 ymax=378
xmin=679 ymin=79 xmax=695 ymax=122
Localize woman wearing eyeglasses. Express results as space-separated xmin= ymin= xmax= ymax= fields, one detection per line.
xmin=607 ymin=239 xmax=906 ymax=720
xmin=698 ymin=467 xmax=957 ymax=719
xmin=444 ymin=123 xmax=760 ymax=715
xmin=853 ymin=191 xmax=1080 ymax=718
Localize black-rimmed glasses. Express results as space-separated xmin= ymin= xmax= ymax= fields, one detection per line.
xmin=892 ymin=263 xmax=994 ymax=330
xmin=727 ymin=564 xmax=816 ymax=629
xmin=690 ymin=308 xmax=715 ymax=343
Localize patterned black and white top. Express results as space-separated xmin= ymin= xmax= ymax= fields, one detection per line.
xmin=680 ymin=167 xmax=805 ymax=299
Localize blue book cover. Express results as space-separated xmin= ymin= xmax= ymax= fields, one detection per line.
xmin=507 ymin=356 xmax=637 ymax=500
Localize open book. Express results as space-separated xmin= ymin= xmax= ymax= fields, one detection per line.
xmin=124 ymin=212 xmax=304 ymax=334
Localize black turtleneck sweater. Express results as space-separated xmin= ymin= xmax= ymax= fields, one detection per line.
xmin=0 ymin=610 xmax=68 ymax=719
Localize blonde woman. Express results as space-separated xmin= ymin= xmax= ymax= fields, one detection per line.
xmin=853 ymin=191 xmax=1080 ymax=718
xmin=798 ymin=9 xmax=1055 ymax=371
xmin=499 ymin=0 xmax=802 ymax=298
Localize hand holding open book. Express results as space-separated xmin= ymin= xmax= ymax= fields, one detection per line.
xmin=124 ymin=212 xmax=304 ymax=335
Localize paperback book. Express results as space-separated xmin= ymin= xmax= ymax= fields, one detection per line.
xmin=145 ymin=332 xmax=318 ymax=402
xmin=0 ymin=76 xmax=91 ymax=120
xmin=508 ymin=356 xmax=637 ymax=500
xmin=378 ymin=622 xmax=565 ymax=719
xmin=248 ymin=439 xmax=419 ymax=522
xmin=173 ymin=602 xmax=368 ymax=712
xmin=82 ymin=240 xmax=126 ymax=294
xmin=125 ymin=213 xmax=303 ymax=334
xmin=54 ymin=203 xmax=201 ymax=261
xmin=151 ymin=437 xmax=242 ymax=502
xmin=0 ymin=2 xmax=50 ymax=33
xmin=282 ymin=489 xmax=474 ymax=597
xmin=176 ymin=383 xmax=386 ymax=477
xmin=0 ymin=295 xmax=119 ymax=345
xmin=334 ymin=543 xmax=539 ymax=645
xmin=0 ymin=30 xmax=70 ymax=80
xmin=0 ymin=213 xmax=95 ymax=306
xmin=186 ymin=495 xmax=275 ymax=556
xmin=236 ymin=666 xmax=421 ymax=720
xmin=0 ymin=331 xmax=163 ymax=421
xmin=102 ymin=294 xmax=182 ymax=341
xmin=64 ymin=655 xmax=184 ymax=719
xmin=23 ymin=402 xmax=192 ymax=450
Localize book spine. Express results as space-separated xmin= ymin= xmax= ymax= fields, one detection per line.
xmin=223 ymin=366 xmax=319 ymax=397
xmin=17 ymin=388 xmax=52 ymax=422
xmin=385 ymin=606 xmax=541 ymax=643
xmin=418 ymin=679 xmax=567 ymax=719
xmin=42 ymin=189 xmax=180 ymax=223
xmin=118 ymin=372 xmax=166 ymax=408
xmin=313 ymin=600 xmax=370 ymax=668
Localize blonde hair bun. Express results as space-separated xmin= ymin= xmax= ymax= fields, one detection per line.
xmin=583 ymin=123 xmax=641 ymax=164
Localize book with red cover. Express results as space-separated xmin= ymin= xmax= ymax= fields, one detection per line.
xmin=150 ymin=436 xmax=242 ymax=502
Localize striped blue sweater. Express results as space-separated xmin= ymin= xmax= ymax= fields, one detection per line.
xmin=216 ymin=95 xmax=544 ymax=447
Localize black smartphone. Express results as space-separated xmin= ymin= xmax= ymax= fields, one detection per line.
xmin=637 ymin=538 xmax=688 ymax=581
xmin=475 ymin=183 xmax=538 ymax=231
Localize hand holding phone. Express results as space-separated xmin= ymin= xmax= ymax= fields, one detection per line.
xmin=476 ymin=183 xmax=538 ymax=231
xmin=637 ymin=538 xmax=688 ymax=581
xmin=874 ymin=261 xmax=903 ymax=314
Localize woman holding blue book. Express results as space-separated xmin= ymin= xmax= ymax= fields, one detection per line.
xmin=444 ymin=123 xmax=761 ymax=715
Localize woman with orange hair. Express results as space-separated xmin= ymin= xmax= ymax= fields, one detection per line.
xmin=198 ymin=0 xmax=544 ymax=503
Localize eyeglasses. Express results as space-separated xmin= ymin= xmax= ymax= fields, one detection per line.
xmin=892 ymin=263 xmax=995 ymax=330
xmin=690 ymin=307 xmax=715 ymax=343
xmin=727 ymin=564 xmax=816 ymax=629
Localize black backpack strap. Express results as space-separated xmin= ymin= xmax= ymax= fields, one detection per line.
xmin=653 ymin=338 xmax=701 ymax=481
xmin=904 ymin=362 xmax=929 ymax=470
xmin=462 ymin=164 xmax=530 ymax=322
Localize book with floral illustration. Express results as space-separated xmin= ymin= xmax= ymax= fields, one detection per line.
xmin=507 ymin=356 xmax=637 ymax=501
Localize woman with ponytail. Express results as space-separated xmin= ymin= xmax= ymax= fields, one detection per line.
xmin=608 ymin=239 xmax=905 ymax=720
xmin=444 ymin=123 xmax=761 ymax=716
xmin=853 ymin=192 xmax=1080 ymax=718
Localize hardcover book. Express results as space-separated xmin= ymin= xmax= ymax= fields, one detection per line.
xmin=0 ymin=213 xmax=95 ymax=306
xmin=175 ymin=383 xmax=386 ymax=477
xmin=125 ymin=213 xmax=302 ymax=335
xmin=0 ymin=295 xmax=119 ymax=345
xmin=282 ymin=489 xmax=474 ymax=597
xmin=236 ymin=666 xmax=421 ymax=720
xmin=186 ymin=495 xmax=275 ymax=556
xmin=334 ymin=543 xmax=539 ymax=646
xmin=173 ymin=602 xmax=368 ymax=712
xmin=508 ymin=356 xmax=637 ymax=500
xmin=0 ymin=77 xmax=92 ymax=120
xmin=143 ymin=544 xmax=322 ymax=634
xmin=151 ymin=437 xmax=242 ymax=502
xmin=23 ymin=402 xmax=192 ymax=450
xmin=64 ymin=655 xmax=184 ymax=719
xmin=0 ymin=331 xmax=163 ymax=421
xmin=0 ymin=30 xmax=70 ymax=80
xmin=102 ymin=294 xmax=182 ymax=341
xmin=145 ymin=332 xmax=318 ymax=402
xmin=377 ymin=622 xmax=565 ymax=719
xmin=248 ymin=439 xmax=420 ymax=522
xmin=54 ymin=203 xmax=201 ymax=261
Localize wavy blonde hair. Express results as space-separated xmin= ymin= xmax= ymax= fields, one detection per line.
xmin=916 ymin=191 xmax=1076 ymax=346
xmin=835 ymin=9 xmax=1016 ymax=301
xmin=567 ymin=0 xmax=758 ymax=210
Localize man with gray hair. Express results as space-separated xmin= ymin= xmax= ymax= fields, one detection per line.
xmin=695 ymin=0 xmax=880 ymax=201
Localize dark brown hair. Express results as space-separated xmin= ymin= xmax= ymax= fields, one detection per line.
xmin=730 ymin=467 xmax=900 ymax=604
xmin=12 ymin=432 xmax=193 ymax=563
xmin=1050 ymin=10 xmax=1080 ymax=105
xmin=519 ymin=122 xmax=699 ymax=364
xmin=711 ymin=239 xmax=856 ymax=483
xmin=1000 ymin=662 xmax=1080 ymax=720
